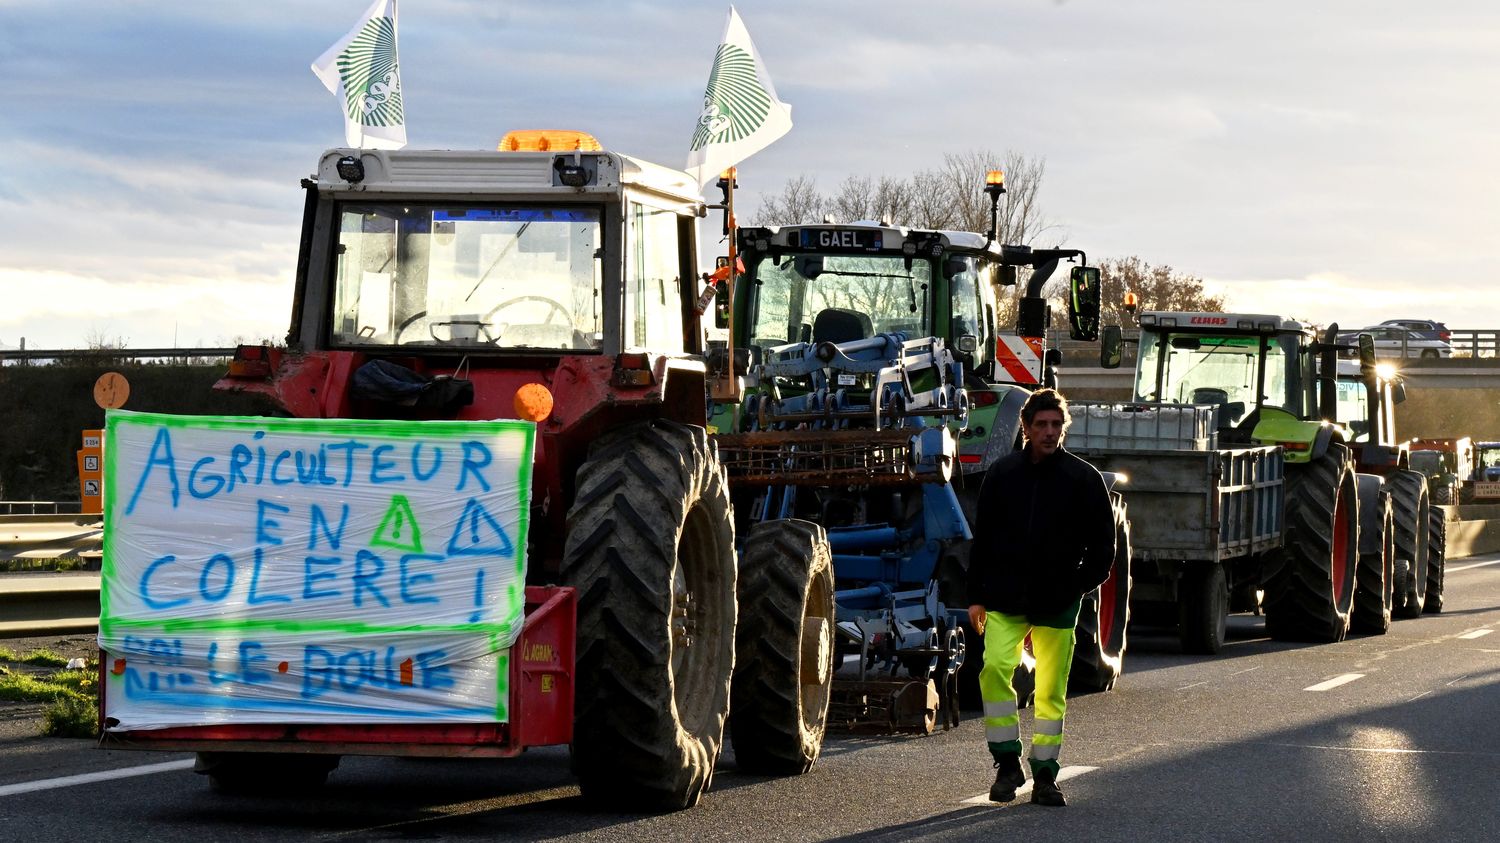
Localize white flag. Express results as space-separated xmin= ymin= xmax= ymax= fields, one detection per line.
xmin=311 ymin=0 xmax=406 ymax=149
xmin=685 ymin=6 xmax=793 ymax=189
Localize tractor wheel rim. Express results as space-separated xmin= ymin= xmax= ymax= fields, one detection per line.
xmin=1331 ymin=484 xmax=1352 ymax=605
xmin=1099 ymin=566 xmax=1118 ymax=652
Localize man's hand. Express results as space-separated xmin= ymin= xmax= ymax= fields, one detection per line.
xmin=968 ymin=604 xmax=987 ymax=635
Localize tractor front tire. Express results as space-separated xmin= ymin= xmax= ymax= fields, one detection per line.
xmin=1071 ymin=502 xmax=1132 ymax=689
xmin=1431 ymin=483 xmax=1455 ymax=505
xmin=1391 ymin=469 xmax=1431 ymax=619
xmin=1350 ymin=489 xmax=1394 ymax=635
xmin=1265 ymin=444 xmax=1358 ymax=643
xmin=1424 ymin=507 xmax=1446 ymax=614
xmin=563 ymin=419 xmax=736 ymax=811
xmin=730 ymin=519 xmax=835 ymax=776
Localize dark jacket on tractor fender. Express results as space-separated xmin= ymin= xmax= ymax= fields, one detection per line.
xmin=967 ymin=446 xmax=1115 ymax=623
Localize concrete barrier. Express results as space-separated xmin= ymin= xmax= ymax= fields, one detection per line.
xmin=1447 ymin=504 xmax=1500 ymax=558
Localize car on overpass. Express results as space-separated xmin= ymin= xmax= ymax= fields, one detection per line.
xmin=1337 ymin=325 xmax=1452 ymax=359
xmin=1380 ymin=318 xmax=1451 ymax=343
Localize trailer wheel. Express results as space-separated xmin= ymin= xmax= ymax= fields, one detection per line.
xmin=1424 ymin=507 xmax=1446 ymax=614
xmin=1350 ymin=488 xmax=1394 ymax=635
xmin=730 ymin=519 xmax=835 ymax=775
xmin=1265 ymin=444 xmax=1357 ymax=642
xmin=563 ymin=419 xmax=736 ymax=811
xmin=1179 ymin=562 xmax=1228 ymax=655
xmin=196 ymin=752 xmax=338 ymax=794
xmin=1391 ymin=469 xmax=1431 ymax=619
xmin=1459 ymin=483 xmax=1476 ymax=505
xmin=1071 ymin=502 xmax=1132 ymax=689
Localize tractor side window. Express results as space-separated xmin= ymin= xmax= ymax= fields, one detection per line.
xmin=1336 ymin=379 xmax=1370 ymax=441
xmin=625 ymin=202 xmax=685 ymax=351
xmin=948 ymin=257 xmax=987 ymax=367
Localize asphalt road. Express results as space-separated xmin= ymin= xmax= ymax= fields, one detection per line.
xmin=4 ymin=552 xmax=1498 ymax=842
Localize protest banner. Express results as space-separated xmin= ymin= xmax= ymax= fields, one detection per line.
xmin=99 ymin=411 xmax=533 ymax=730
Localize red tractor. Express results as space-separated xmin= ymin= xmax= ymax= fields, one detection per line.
xmin=102 ymin=132 xmax=737 ymax=810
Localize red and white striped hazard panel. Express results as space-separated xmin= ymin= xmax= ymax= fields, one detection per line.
xmin=996 ymin=336 xmax=1043 ymax=385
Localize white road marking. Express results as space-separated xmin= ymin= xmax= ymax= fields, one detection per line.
xmin=0 ymin=759 xmax=194 ymax=797
xmin=1408 ymin=690 xmax=1432 ymax=703
xmin=1228 ymin=666 xmax=1263 ymax=676
xmin=1447 ymin=559 xmax=1500 ymax=573
xmin=1457 ymin=629 xmax=1494 ymax=640
xmin=1176 ymin=680 xmax=1210 ymax=690
xmin=961 ymin=765 xmax=1098 ymax=805
xmin=1304 ymin=673 xmax=1365 ymax=692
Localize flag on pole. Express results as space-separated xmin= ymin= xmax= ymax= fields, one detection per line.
xmin=311 ymin=0 xmax=406 ymax=149
xmin=685 ymin=6 xmax=792 ymax=189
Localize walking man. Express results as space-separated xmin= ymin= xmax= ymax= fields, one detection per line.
xmin=967 ymin=388 xmax=1116 ymax=806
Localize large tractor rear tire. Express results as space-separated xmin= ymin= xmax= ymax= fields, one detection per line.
xmin=1180 ymin=562 xmax=1228 ymax=655
xmin=1265 ymin=444 xmax=1358 ymax=643
xmin=1391 ymin=469 xmax=1431 ymax=619
xmin=730 ymin=519 xmax=835 ymax=775
xmin=1424 ymin=507 xmax=1446 ymax=614
xmin=1071 ymin=503 xmax=1132 ymax=689
xmin=563 ymin=420 xmax=736 ymax=811
xmin=1350 ymin=481 xmax=1394 ymax=635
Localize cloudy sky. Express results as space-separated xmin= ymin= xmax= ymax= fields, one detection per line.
xmin=3 ymin=0 xmax=1497 ymax=350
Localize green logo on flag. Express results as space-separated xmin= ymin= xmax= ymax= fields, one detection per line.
xmin=336 ymin=16 xmax=403 ymax=128
xmin=690 ymin=44 xmax=771 ymax=150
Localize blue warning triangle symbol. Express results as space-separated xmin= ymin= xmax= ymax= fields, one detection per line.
xmin=446 ymin=497 xmax=515 ymax=558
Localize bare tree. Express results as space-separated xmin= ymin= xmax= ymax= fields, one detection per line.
xmin=827 ymin=175 xmax=876 ymax=223
xmin=752 ymin=175 xmax=826 ymax=226
xmin=1098 ymin=256 xmax=1226 ymax=325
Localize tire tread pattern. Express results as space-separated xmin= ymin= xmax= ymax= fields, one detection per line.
xmin=730 ymin=519 xmax=834 ymax=775
xmin=563 ymin=419 xmax=735 ymax=811
xmin=1265 ymin=444 xmax=1356 ymax=642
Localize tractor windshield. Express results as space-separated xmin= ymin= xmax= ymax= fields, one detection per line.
xmin=1134 ymin=331 xmax=1301 ymax=418
xmin=745 ymin=253 xmax=931 ymax=352
xmin=328 ymin=203 xmax=603 ymax=350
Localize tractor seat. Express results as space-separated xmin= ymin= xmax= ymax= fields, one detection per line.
xmin=812 ymin=308 xmax=873 ymax=345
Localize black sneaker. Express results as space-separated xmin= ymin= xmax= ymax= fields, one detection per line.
xmin=1031 ymin=768 xmax=1067 ymax=807
xmin=989 ymin=755 xmax=1026 ymax=802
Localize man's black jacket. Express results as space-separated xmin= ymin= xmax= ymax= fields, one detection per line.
xmin=966 ymin=445 xmax=1116 ymax=621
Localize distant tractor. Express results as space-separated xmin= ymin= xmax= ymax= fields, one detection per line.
xmin=1466 ymin=441 xmax=1500 ymax=503
xmin=1408 ymin=437 xmax=1474 ymax=506
xmin=1082 ymin=313 xmax=1361 ymax=653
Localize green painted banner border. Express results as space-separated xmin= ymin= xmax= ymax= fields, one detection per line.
xmin=100 ymin=410 xmax=537 ymax=638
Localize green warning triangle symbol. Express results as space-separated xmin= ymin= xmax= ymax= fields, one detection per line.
xmin=371 ymin=494 xmax=424 ymax=553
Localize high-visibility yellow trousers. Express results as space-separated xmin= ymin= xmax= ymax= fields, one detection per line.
xmin=979 ymin=610 xmax=1076 ymax=776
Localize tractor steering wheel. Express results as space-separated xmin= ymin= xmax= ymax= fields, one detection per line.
xmin=484 ymin=296 xmax=573 ymax=327
xmin=394 ymin=311 xmax=428 ymax=344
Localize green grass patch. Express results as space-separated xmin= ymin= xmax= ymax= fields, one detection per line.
xmin=19 ymin=650 xmax=69 ymax=668
xmin=42 ymin=696 xmax=97 ymax=738
xmin=0 ymin=647 xmax=18 ymax=662
xmin=0 ymin=671 xmax=86 ymax=704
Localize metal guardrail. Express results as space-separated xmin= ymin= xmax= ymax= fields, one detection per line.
xmin=0 ymin=514 xmax=103 ymax=562
xmin=0 ymin=574 xmax=100 ymax=637
xmin=0 ymin=346 xmax=238 ymax=364
xmin=0 ymin=501 xmax=83 ymax=516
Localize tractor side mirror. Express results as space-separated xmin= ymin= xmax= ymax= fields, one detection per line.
xmin=1100 ymin=325 xmax=1124 ymax=369
xmin=1358 ymin=333 xmax=1377 ymax=370
xmin=998 ymin=265 xmax=1020 ymax=287
xmin=1068 ymin=266 xmax=1101 ymax=341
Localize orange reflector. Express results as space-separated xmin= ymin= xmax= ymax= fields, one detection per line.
xmin=1278 ymin=442 xmax=1311 ymax=451
xmin=497 ymin=130 xmax=602 ymax=152
xmin=959 ymin=454 xmax=983 ymax=464
xmin=617 ymin=352 xmax=650 ymax=370
xmin=513 ymin=383 xmax=555 ymax=422
xmin=111 ymin=659 xmax=126 ymax=676
xmin=985 ymin=170 xmax=1005 ymax=186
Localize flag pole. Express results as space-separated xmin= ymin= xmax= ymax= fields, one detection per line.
xmin=712 ymin=167 xmax=741 ymax=402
